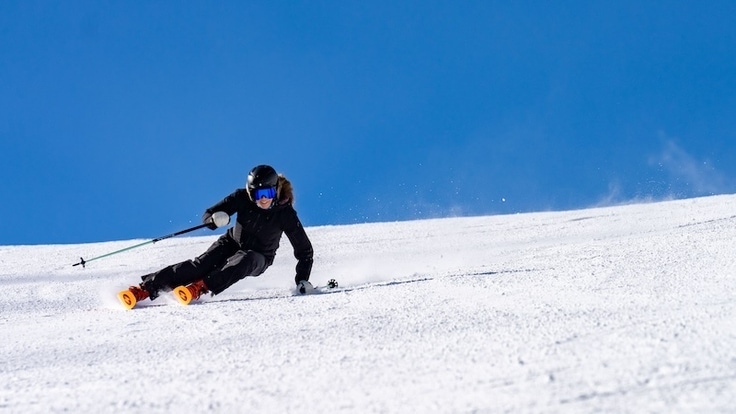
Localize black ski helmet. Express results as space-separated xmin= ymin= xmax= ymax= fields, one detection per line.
xmin=247 ymin=164 xmax=278 ymax=192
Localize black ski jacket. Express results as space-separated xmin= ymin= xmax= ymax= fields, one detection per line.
xmin=204 ymin=188 xmax=313 ymax=283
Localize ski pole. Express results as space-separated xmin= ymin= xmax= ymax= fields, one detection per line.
xmin=72 ymin=223 xmax=209 ymax=268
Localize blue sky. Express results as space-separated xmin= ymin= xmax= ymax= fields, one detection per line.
xmin=2 ymin=1 xmax=736 ymax=245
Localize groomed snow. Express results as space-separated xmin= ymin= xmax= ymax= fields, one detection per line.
xmin=1 ymin=195 xmax=735 ymax=413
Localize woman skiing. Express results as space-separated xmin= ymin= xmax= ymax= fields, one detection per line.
xmin=118 ymin=164 xmax=314 ymax=309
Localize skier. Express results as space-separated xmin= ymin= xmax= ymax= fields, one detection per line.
xmin=118 ymin=164 xmax=314 ymax=309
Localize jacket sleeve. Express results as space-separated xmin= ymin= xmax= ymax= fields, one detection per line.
xmin=283 ymin=207 xmax=314 ymax=284
xmin=204 ymin=189 xmax=247 ymax=217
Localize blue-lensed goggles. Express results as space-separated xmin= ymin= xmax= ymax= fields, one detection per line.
xmin=252 ymin=186 xmax=277 ymax=200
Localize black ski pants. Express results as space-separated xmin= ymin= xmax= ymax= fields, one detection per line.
xmin=141 ymin=234 xmax=269 ymax=297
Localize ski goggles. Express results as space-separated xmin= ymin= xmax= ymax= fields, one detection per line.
xmin=252 ymin=186 xmax=277 ymax=200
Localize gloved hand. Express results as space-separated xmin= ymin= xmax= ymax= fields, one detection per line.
xmin=297 ymin=280 xmax=314 ymax=295
xmin=202 ymin=211 xmax=230 ymax=230
xmin=202 ymin=211 xmax=217 ymax=230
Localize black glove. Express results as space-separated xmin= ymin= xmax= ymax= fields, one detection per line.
xmin=202 ymin=210 xmax=217 ymax=230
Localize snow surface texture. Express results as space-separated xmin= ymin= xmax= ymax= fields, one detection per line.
xmin=1 ymin=195 xmax=736 ymax=413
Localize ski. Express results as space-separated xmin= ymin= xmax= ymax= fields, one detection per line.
xmin=118 ymin=278 xmax=339 ymax=309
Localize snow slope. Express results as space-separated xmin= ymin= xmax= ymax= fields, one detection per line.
xmin=1 ymin=195 xmax=735 ymax=413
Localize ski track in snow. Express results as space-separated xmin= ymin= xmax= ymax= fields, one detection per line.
xmin=1 ymin=195 xmax=736 ymax=413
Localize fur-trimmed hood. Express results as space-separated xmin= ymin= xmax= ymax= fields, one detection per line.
xmin=276 ymin=174 xmax=294 ymax=205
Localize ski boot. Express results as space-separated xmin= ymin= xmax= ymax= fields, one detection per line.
xmin=173 ymin=279 xmax=209 ymax=306
xmin=117 ymin=285 xmax=150 ymax=310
